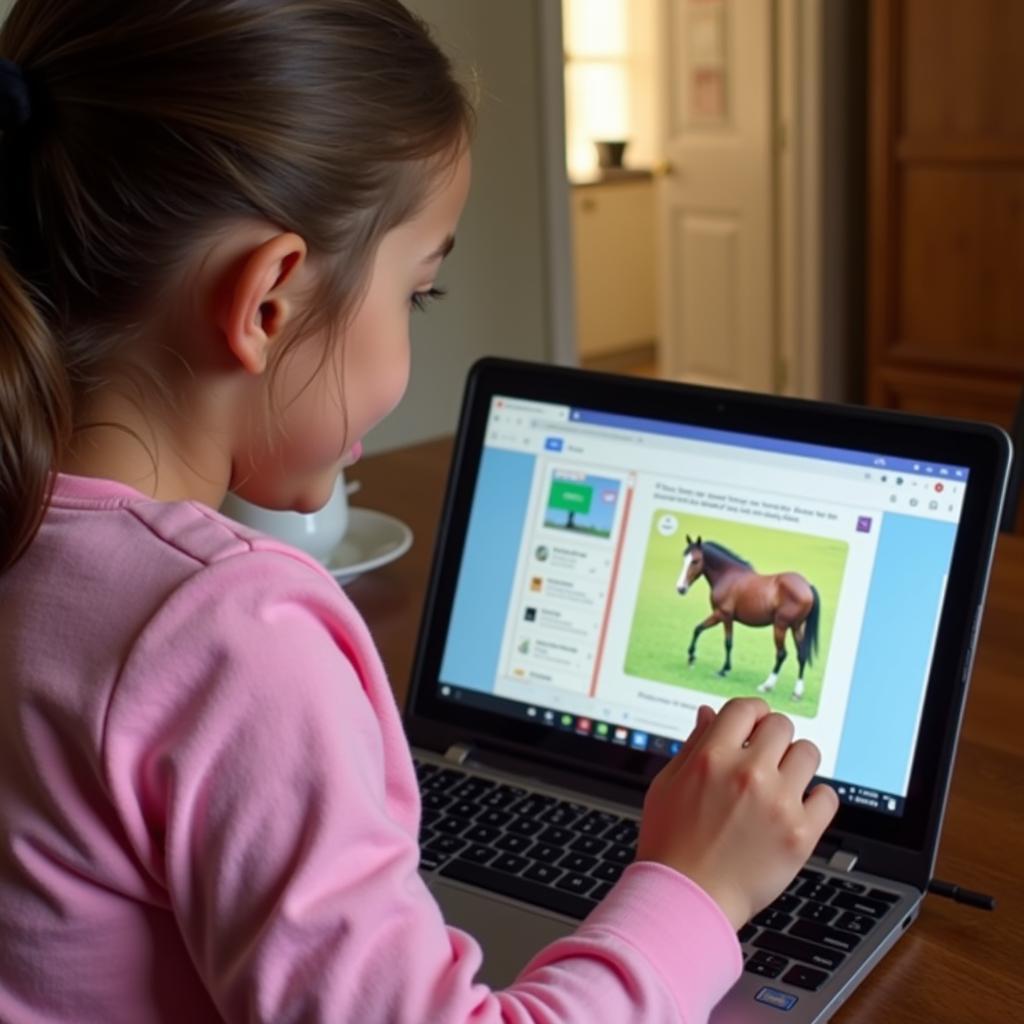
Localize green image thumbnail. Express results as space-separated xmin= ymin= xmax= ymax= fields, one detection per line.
xmin=544 ymin=472 xmax=620 ymax=538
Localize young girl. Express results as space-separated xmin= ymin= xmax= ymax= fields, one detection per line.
xmin=0 ymin=2 xmax=838 ymax=1021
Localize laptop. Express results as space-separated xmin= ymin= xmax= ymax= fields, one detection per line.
xmin=403 ymin=357 xmax=1012 ymax=1021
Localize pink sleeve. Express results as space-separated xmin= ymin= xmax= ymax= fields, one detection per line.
xmin=101 ymin=551 xmax=741 ymax=1024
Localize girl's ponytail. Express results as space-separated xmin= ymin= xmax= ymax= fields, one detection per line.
xmin=0 ymin=253 xmax=70 ymax=572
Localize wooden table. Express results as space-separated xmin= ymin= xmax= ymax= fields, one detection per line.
xmin=347 ymin=437 xmax=1024 ymax=1022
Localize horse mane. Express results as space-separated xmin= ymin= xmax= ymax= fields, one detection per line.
xmin=703 ymin=540 xmax=754 ymax=570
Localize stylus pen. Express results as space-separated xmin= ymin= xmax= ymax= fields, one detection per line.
xmin=928 ymin=878 xmax=996 ymax=911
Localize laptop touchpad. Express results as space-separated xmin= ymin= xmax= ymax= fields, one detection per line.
xmin=428 ymin=878 xmax=575 ymax=988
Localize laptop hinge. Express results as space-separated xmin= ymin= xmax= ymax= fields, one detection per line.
xmin=828 ymin=849 xmax=859 ymax=874
xmin=443 ymin=742 xmax=474 ymax=766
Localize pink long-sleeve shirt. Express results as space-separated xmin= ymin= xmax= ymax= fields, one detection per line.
xmin=0 ymin=472 xmax=741 ymax=1023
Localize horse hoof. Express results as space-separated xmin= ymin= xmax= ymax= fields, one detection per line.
xmin=717 ymin=670 xmax=729 ymax=678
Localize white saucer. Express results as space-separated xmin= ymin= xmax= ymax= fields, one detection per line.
xmin=321 ymin=507 xmax=413 ymax=585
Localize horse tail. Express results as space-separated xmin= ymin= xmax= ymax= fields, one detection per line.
xmin=800 ymin=586 xmax=821 ymax=667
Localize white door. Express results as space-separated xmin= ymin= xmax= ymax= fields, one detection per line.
xmin=655 ymin=0 xmax=776 ymax=392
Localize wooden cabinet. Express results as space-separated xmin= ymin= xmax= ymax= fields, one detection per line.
xmin=867 ymin=0 xmax=1024 ymax=431
xmin=570 ymin=177 xmax=658 ymax=362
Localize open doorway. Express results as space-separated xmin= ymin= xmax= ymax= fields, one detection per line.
xmin=550 ymin=0 xmax=851 ymax=400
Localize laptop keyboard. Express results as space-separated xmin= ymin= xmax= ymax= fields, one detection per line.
xmin=415 ymin=759 xmax=635 ymax=920
xmin=739 ymin=870 xmax=900 ymax=991
xmin=414 ymin=759 xmax=901 ymax=993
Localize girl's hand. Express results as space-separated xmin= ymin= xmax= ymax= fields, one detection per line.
xmin=637 ymin=697 xmax=840 ymax=930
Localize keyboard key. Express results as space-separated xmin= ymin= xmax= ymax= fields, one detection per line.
xmin=422 ymin=836 xmax=465 ymax=869
xmin=421 ymin=790 xmax=454 ymax=812
xmin=450 ymin=776 xmax=497 ymax=800
xmin=434 ymin=815 xmax=472 ymax=837
xmin=462 ymin=844 xmax=499 ymax=866
xmin=834 ymin=911 xmax=877 ymax=935
xmin=796 ymin=881 xmax=838 ymax=903
xmin=605 ymin=820 xmax=639 ymax=846
xmin=796 ymin=900 xmax=838 ymax=925
xmin=867 ymin=887 xmax=901 ymax=904
xmin=463 ymin=824 xmax=501 ymax=845
xmin=737 ymin=923 xmax=758 ymax=944
xmin=422 ymin=768 xmax=463 ymax=792
xmin=441 ymin=859 xmax=595 ymax=919
xmin=414 ymin=760 xmax=438 ymax=782
xmin=559 ymin=852 xmax=597 ymax=874
xmin=527 ymin=842 xmax=564 ymax=864
xmin=523 ymin=862 xmax=564 ymax=885
xmin=753 ymin=931 xmax=846 ymax=972
xmin=420 ymin=847 xmax=447 ymax=871
xmin=507 ymin=815 xmax=545 ymax=837
xmin=448 ymin=799 xmax=482 ymax=820
xmin=492 ymin=852 xmax=529 ymax=875
xmin=830 ymin=892 xmax=891 ymax=918
xmin=752 ymin=908 xmax=793 ymax=931
xmin=830 ymin=878 xmax=866 ymax=894
xmin=569 ymin=835 xmax=608 ymax=857
xmin=591 ymin=860 xmax=624 ymax=883
xmin=538 ymin=826 xmax=574 ymax=847
xmin=495 ymin=833 xmax=532 ymax=854
xmin=782 ymin=964 xmax=830 ymax=992
xmin=509 ymin=794 xmax=556 ymax=818
xmin=789 ymin=919 xmax=862 ymax=954
xmin=481 ymin=785 xmax=527 ymax=808
xmin=556 ymin=872 xmax=597 ymax=896
xmin=770 ymin=893 xmax=801 ymax=914
xmin=798 ymin=868 xmax=825 ymax=883
xmin=476 ymin=808 xmax=514 ymax=829
xmin=591 ymin=882 xmax=614 ymax=901
xmin=425 ymin=834 xmax=467 ymax=856
xmin=575 ymin=811 xmax=619 ymax=836
xmin=744 ymin=951 xmax=788 ymax=979
xmin=538 ymin=802 xmax=586 ymax=827
xmin=602 ymin=843 xmax=634 ymax=865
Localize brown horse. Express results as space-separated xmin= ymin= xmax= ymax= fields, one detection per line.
xmin=676 ymin=535 xmax=820 ymax=699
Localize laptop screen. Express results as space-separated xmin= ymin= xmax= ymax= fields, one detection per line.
xmin=434 ymin=394 xmax=971 ymax=820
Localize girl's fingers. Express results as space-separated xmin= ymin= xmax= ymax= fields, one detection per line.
xmin=779 ymin=737 xmax=822 ymax=789
xmin=664 ymin=704 xmax=716 ymax=777
xmin=803 ymin=782 xmax=841 ymax=833
xmin=710 ymin=696 xmax=773 ymax=750
xmin=744 ymin=711 xmax=795 ymax=764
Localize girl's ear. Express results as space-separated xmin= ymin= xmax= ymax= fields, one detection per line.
xmin=218 ymin=232 xmax=308 ymax=375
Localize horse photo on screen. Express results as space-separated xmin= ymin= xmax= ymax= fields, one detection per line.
xmin=623 ymin=510 xmax=846 ymax=718
xmin=676 ymin=535 xmax=821 ymax=700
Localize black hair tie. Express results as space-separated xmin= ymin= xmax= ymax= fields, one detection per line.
xmin=0 ymin=58 xmax=32 ymax=132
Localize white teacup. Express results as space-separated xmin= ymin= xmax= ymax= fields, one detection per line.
xmin=219 ymin=473 xmax=349 ymax=563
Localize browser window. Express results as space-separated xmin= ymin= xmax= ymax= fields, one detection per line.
xmin=438 ymin=396 xmax=969 ymax=817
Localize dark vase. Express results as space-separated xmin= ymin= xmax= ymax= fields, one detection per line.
xmin=594 ymin=139 xmax=628 ymax=169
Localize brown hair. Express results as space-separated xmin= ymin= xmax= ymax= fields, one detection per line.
xmin=0 ymin=0 xmax=473 ymax=571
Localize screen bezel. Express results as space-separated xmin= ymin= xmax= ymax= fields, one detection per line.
xmin=405 ymin=358 xmax=1010 ymax=870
